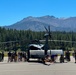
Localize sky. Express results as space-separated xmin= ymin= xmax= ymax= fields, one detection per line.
xmin=0 ymin=0 xmax=76 ymax=26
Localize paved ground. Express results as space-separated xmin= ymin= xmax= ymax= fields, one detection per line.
xmin=0 ymin=56 xmax=76 ymax=75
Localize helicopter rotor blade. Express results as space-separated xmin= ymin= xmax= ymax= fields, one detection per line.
xmin=40 ymin=40 xmax=76 ymax=43
xmin=48 ymin=25 xmax=50 ymax=33
xmin=44 ymin=26 xmax=49 ymax=33
xmin=48 ymin=25 xmax=51 ymax=38
xmin=0 ymin=40 xmax=19 ymax=44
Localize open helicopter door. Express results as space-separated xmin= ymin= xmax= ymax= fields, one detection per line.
xmin=29 ymin=50 xmax=45 ymax=59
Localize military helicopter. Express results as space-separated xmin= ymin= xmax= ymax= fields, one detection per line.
xmin=27 ymin=26 xmax=64 ymax=61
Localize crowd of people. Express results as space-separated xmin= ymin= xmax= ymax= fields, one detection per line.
xmin=7 ymin=51 xmax=27 ymax=62
xmin=0 ymin=51 xmax=27 ymax=62
xmin=43 ymin=50 xmax=76 ymax=64
xmin=0 ymin=50 xmax=76 ymax=64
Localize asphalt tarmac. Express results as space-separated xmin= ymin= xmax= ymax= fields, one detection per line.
xmin=0 ymin=56 xmax=76 ymax=75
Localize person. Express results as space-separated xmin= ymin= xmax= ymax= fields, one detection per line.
xmin=22 ymin=52 xmax=26 ymax=62
xmin=65 ymin=50 xmax=70 ymax=62
xmin=1 ymin=52 xmax=4 ymax=61
xmin=18 ymin=52 xmax=21 ymax=62
xmin=0 ymin=53 xmax=2 ymax=62
xmin=60 ymin=54 xmax=64 ymax=63
xmin=73 ymin=50 xmax=76 ymax=63
xmin=44 ymin=55 xmax=52 ymax=65
xmin=14 ymin=51 xmax=17 ymax=62
xmin=54 ymin=54 xmax=58 ymax=63
xmin=20 ymin=52 xmax=22 ymax=61
xmin=51 ymin=55 xmax=55 ymax=62
xmin=8 ymin=51 xmax=11 ymax=62
xmin=11 ymin=52 xmax=14 ymax=62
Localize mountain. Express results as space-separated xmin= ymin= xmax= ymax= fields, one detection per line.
xmin=4 ymin=15 xmax=76 ymax=32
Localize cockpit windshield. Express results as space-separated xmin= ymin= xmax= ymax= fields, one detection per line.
xmin=28 ymin=44 xmax=44 ymax=50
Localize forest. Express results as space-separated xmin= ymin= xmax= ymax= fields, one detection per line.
xmin=0 ymin=27 xmax=76 ymax=51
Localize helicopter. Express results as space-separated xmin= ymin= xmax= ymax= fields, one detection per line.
xmin=27 ymin=26 xmax=64 ymax=62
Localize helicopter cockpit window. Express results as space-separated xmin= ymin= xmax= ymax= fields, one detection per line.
xmin=29 ymin=46 xmax=40 ymax=50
